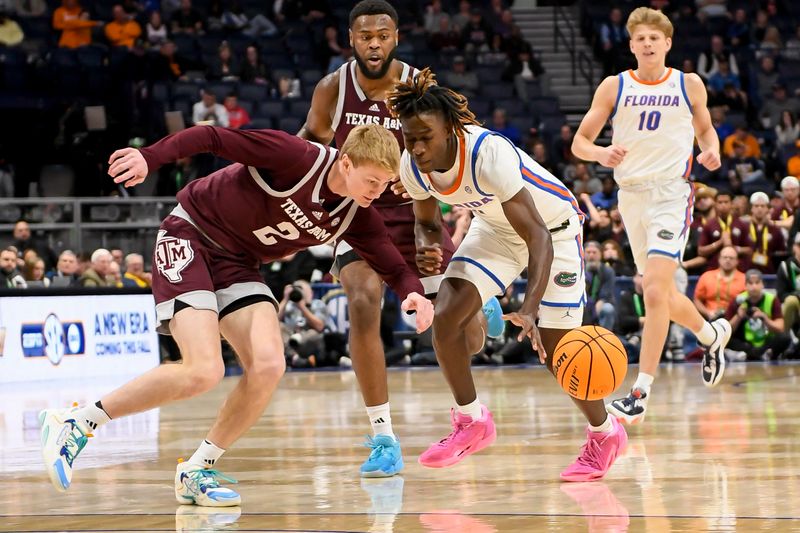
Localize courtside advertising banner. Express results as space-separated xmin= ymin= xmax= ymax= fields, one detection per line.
xmin=0 ymin=293 xmax=159 ymax=383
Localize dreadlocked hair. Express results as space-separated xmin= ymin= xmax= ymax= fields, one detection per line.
xmin=386 ymin=68 xmax=480 ymax=135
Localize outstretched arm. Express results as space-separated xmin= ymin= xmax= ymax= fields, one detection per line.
xmin=572 ymin=75 xmax=628 ymax=168
xmin=109 ymin=127 xmax=307 ymax=187
xmin=501 ymin=189 xmax=554 ymax=361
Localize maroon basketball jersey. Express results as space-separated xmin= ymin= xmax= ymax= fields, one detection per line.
xmin=140 ymin=126 xmax=423 ymax=299
xmin=332 ymin=60 xmax=416 ymax=208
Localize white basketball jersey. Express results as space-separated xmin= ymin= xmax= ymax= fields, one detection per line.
xmin=610 ymin=68 xmax=694 ymax=188
xmin=400 ymin=125 xmax=582 ymax=243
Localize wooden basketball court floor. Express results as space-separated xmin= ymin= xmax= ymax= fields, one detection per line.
xmin=2 ymin=363 xmax=800 ymax=532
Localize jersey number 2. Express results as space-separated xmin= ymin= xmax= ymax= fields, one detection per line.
xmin=637 ymin=111 xmax=661 ymax=131
xmin=253 ymin=222 xmax=300 ymax=246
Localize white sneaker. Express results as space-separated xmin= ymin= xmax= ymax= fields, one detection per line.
xmin=702 ymin=319 xmax=731 ymax=387
xmin=175 ymin=461 xmax=241 ymax=507
xmin=606 ymin=388 xmax=648 ymax=425
xmin=39 ymin=407 xmax=93 ymax=493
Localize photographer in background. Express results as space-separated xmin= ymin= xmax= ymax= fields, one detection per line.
xmin=725 ymin=269 xmax=790 ymax=361
xmin=278 ymin=279 xmax=331 ymax=368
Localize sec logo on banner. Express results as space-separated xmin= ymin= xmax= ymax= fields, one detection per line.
xmin=21 ymin=313 xmax=85 ymax=364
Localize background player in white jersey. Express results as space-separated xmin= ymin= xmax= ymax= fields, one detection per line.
xmin=387 ymin=70 xmax=627 ymax=482
xmin=572 ymin=7 xmax=731 ymax=425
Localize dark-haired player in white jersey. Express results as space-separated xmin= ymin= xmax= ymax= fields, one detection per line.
xmin=573 ymin=7 xmax=731 ymax=425
xmin=299 ymin=0 xmax=502 ymax=478
xmin=388 ymin=69 xmax=628 ymax=482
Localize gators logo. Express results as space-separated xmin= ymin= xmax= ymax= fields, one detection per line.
xmin=554 ymin=271 xmax=578 ymax=287
xmin=657 ymin=229 xmax=674 ymax=240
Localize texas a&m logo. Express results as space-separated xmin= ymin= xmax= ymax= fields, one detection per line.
xmin=154 ymin=230 xmax=194 ymax=283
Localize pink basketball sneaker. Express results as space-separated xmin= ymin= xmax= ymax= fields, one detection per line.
xmin=560 ymin=417 xmax=627 ymax=482
xmin=418 ymin=405 xmax=496 ymax=468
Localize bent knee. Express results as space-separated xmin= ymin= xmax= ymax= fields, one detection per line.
xmin=247 ymin=356 xmax=286 ymax=383
xmin=433 ymin=304 xmax=473 ymax=340
xmin=643 ymin=285 xmax=668 ymax=305
xmin=183 ymin=359 xmax=226 ymax=396
xmin=345 ymin=282 xmax=383 ymax=318
xmin=243 ymin=341 xmax=286 ymax=382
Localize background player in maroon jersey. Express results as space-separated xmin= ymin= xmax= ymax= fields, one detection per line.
xmin=38 ymin=124 xmax=433 ymax=506
xmin=299 ymin=0 xmax=456 ymax=478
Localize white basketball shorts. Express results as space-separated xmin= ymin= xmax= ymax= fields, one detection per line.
xmin=444 ymin=215 xmax=585 ymax=329
xmin=617 ymin=178 xmax=694 ymax=274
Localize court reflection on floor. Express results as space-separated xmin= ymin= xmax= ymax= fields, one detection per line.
xmin=2 ymin=364 xmax=800 ymax=532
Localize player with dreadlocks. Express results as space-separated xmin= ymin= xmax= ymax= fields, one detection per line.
xmin=387 ymin=69 xmax=628 ymax=481
xmin=298 ymin=0 xmax=503 ymax=478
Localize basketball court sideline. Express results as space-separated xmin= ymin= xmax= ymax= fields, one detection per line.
xmin=2 ymin=363 xmax=799 ymax=532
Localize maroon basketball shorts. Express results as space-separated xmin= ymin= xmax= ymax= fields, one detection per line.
xmin=331 ymin=202 xmax=455 ymax=295
xmin=152 ymin=212 xmax=276 ymax=334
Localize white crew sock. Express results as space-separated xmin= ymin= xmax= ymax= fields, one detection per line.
xmin=74 ymin=401 xmax=111 ymax=433
xmin=187 ymin=439 xmax=225 ymax=468
xmin=366 ymin=402 xmax=394 ymax=438
xmin=589 ymin=414 xmax=614 ymax=434
xmin=633 ymin=372 xmax=655 ymax=395
xmin=456 ymin=397 xmax=483 ymax=421
xmin=695 ymin=321 xmax=717 ymax=346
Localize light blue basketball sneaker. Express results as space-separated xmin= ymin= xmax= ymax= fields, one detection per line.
xmin=360 ymin=434 xmax=404 ymax=478
xmin=482 ymin=296 xmax=506 ymax=338
xmin=175 ymin=462 xmax=241 ymax=507
xmin=39 ymin=407 xmax=93 ymax=492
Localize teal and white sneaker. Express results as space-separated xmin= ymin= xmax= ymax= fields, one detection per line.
xmin=39 ymin=407 xmax=93 ymax=493
xmin=482 ymin=296 xmax=506 ymax=338
xmin=175 ymin=462 xmax=242 ymax=507
xmin=360 ymin=434 xmax=404 ymax=478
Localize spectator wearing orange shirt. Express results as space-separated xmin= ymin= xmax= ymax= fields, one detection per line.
xmin=694 ymin=246 xmax=746 ymax=321
xmin=723 ymin=126 xmax=762 ymax=159
xmin=52 ymin=0 xmax=100 ymax=48
xmin=105 ymin=5 xmax=141 ymax=49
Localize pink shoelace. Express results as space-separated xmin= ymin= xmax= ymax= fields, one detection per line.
xmin=574 ymin=437 xmax=604 ymax=469
xmin=430 ymin=409 xmax=471 ymax=448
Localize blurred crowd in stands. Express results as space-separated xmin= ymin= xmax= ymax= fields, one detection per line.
xmin=0 ymin=0 xmax=549 ymax=196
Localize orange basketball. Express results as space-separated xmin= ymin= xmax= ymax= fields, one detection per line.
xmin=553 ymin=325 xmax=628 ymax=401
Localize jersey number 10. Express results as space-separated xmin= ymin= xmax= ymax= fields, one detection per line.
xmin=637 ymin=111 xmax=662 ymax=131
